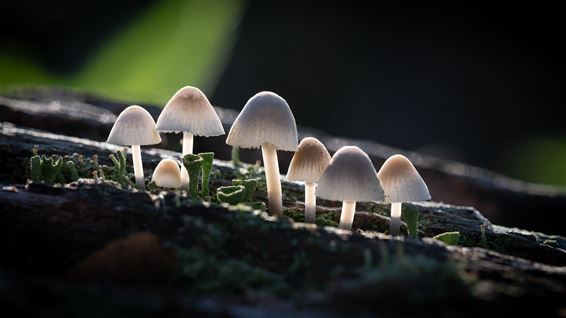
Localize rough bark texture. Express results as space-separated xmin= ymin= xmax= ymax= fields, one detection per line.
xmin=1 ymin=90 xmax=566 ymax=317
xmin=2 ymin=88 xmax=566 ymax=236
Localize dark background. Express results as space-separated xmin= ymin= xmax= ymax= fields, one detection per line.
xmin=1 ymin=0 xmax=565 ymax=186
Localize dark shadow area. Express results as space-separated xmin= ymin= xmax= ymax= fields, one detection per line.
xmin=212 ymin=1 xmax=566 ymax=184
xmin=0 ymin=0 xmax=155 ymax=73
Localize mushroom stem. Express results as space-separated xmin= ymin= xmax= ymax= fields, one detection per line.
xmin=180 ymin=132 xmax=194 ymax=186
xmin=390 ymin=202 xmax=402 ymax=236
xmin=261 ymin=142 xmax=283 ymax=217
xmin=304 ymin=181 xmax=316 ymax=223
xmin=339 ymin=200 xmax=356 ymax=230
xmin=131 ymin=145 xmax=145 ymax=190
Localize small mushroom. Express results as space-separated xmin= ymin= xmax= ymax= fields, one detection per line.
xmin=317 ymin=146 xmax=384 ymax=230
xmin=286 ymin=137 xmax=331 ymax=223
xmin=156 ymin=86 xmax=225 ymax=185
xmin=377 ymin=154 xmax=431 ymax=236
xmin=226 ymin=91 xmax=298 ymax=217
xmin=151 ymin=159 xmax=182 ymax=189
xmin=107 ymin=105 xmax=161 ymax=190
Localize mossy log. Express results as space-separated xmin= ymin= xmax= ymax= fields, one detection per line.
xmin=0 ymin=123 xmax=565 ymax=317
xmin=2 ymin=89 xmax=566 ymax=236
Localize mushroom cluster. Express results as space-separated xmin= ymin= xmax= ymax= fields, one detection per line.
xmin=106 ymin=87 xmax=431 ymax=238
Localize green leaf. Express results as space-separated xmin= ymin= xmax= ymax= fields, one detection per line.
xmin=402 ymin=205 xmax=420 ymax=238
xmin=433 ymin=232 xmax=460 ymax=246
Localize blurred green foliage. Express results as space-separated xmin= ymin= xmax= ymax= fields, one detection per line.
xmin=504 ymin=136 xmax=566 ymax=187
xmin=0 ymin=0 xmax=244 ymax=104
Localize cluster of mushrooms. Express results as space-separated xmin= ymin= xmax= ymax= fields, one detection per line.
xmin=107 ymin=87 xmax=431 ymax=235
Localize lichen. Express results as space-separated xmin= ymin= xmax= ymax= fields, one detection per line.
xmin=182 ymin=154 xmax=203 ymax=198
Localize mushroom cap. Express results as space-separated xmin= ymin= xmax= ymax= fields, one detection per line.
xmin=226 ymin=91 xmax=298 ymax=151
xmin=156 ymin=86 xmax=225 ymax=136
xmin=107 ymin=105 xmax=162 ymax=146
xmin=317 ymin=146 xmax=384 ymax=202
xmin=377 ymin=154 xmax=431 ymax=203
xmin=151 ymin=159 xmax=182 ymax=188
xmin=286 ymin=137 xmax=331 ymax=183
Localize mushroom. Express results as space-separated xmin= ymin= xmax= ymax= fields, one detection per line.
xmin=226 ymin=91 xmax=298 ymax=217
xmin=317 ymin=146 xmax=384 ymax=230
xmin=377 ymin=154 xmax=431 ymax=236
xmin=107 ymin=105 xmax=161 ymax=189
xmin=156 ymin=86 xmax=225 ymax=185
xmin=286 ymin=137 xmax=331 ymax=223
xmin=151 ymin=159 xmax=182 ymax=189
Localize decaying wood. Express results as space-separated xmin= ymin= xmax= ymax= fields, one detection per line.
xmin=1 ymin=123 xmax=565 ymax=266
xmin=0 ymin=124 xmax=566 ymax=317
xmin=0 ymin=180 xmax=565 ymax=316
xmin=2 ymin=89 xmax=566 ymax=236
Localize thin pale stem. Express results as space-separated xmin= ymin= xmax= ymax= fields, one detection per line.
xmin=339 ymin=200 xmax=356 ymax=230
xmin=180 ymin=132 xmax=194 ymax=186
xmin=131 ymin=145 xmax=144 ymax=190
xmin=390 ymin=202 xmax=402 ymax=236
xmin=261 ymin=142 xmax=283 ymax=217
xmin=304 ymin=181 xmax=316 ymax=223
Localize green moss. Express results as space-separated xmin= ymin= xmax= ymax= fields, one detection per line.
xmin=316 ymin=213 xmax=339 ymax=228
xmin=352 ymin=253 xmax=473 ymax=305
xmin=283 ymin=208 xmax=304 ymax=222
xmin=177 ymin=248 xmax=287 ymax=295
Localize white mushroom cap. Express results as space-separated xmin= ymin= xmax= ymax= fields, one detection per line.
xmin=286 ymin=137 xmax=331 ymax=183
xmin=226 ymin=91 xmax=298 ymax=151
xmin=151 ymin=159 xmax=182 ymax=188
xmin=156 ymin=86 xmax=225 ymax=136
xmin=317 ymin=146 xmax=384 ymax=202
xmin=377 ymin=154 xmax=431 ymax=203
xmin=107 ymin=105 xmax=162 ymax=146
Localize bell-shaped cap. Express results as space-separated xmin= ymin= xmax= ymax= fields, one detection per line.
xmin=317 ymin=146 xmax=384 ymax=202
xmin=286 ymin=137 xmax=331 ymax=183
xmin=107 ymin=105 xmax=161 ymax=146
xmin=156 ymin=86 xmax=225 ymax=136
xmin=377 ymin=154 xmax=431 ymax=203
xmin=226 ymin=91 xmax=298 ymax=151
xmin=151 ymin=159 xmax=182 ymax=188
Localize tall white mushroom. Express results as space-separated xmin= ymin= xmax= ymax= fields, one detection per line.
xmin=107 ymin=105 xmax=161 ymax=190
xmin=226 ymin=91 xmax=298 ymax=217
xmin=286 ymin=137 xmax=331 ymax=223
xmin=377 ymin=154 xmax=431 ymax=236
xmin=156 ymin=86 xmax=225 ymax=185
xmin=317 ymin=146 xmax=384 ymax=230
xmin=151 ymin=159 xmax=182 ymax=189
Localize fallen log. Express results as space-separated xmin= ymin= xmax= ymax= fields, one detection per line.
xmin=2 ymin=89 xmax=566 ymax=235
xmin=1 ymin=123 xmax=565 ymax=266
